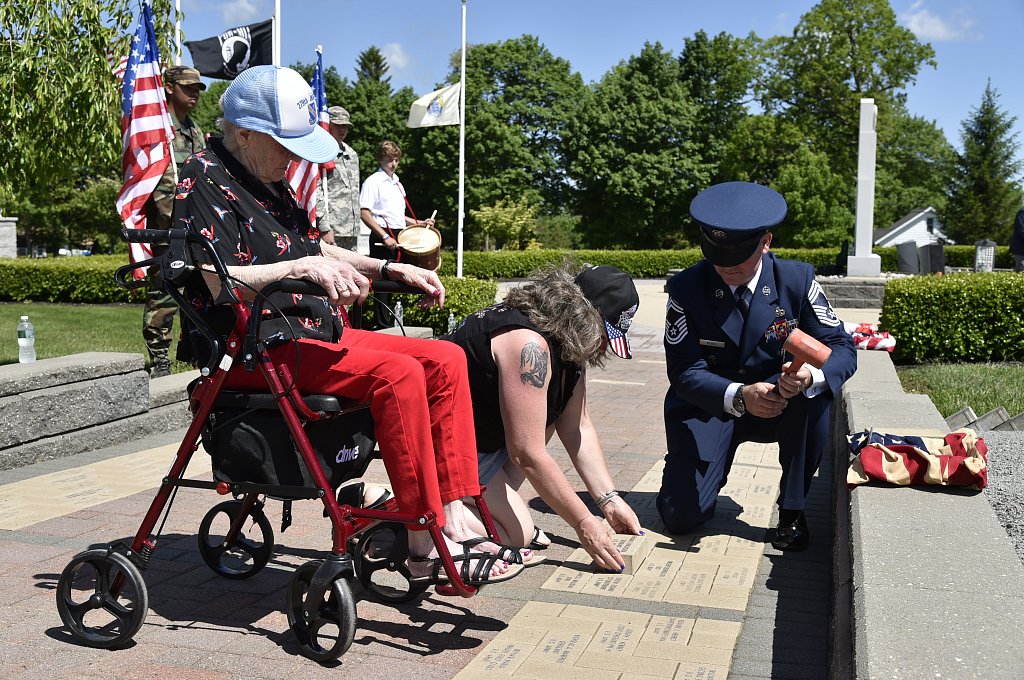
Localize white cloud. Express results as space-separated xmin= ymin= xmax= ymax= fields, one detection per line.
xmin=381 ymin=43 xmax=411 ymax=72
xmin=218 ymin=0 xmax=264 ymax=26
xmin=900 ymin=1 xmax=978 ymax=42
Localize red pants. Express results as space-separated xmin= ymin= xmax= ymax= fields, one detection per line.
xmin=223 ymin=328 xmax=480 ymax=526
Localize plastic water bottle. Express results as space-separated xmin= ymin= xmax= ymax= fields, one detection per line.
xmin=17 ymin=315 xmax=36 ymax=363
xmin=447 ymin=312 xmax=457 ymax=335
xmin=393 ymin=300 xmax=404 ymax=327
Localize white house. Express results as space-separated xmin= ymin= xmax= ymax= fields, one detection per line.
xmin=872 ymin=207 xmax=952 ymax=247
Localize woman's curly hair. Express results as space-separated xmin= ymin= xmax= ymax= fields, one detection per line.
xmin=503 ymin=258 xmax=608 ymax=368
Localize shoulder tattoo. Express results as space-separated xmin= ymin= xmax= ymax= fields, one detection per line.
xmin=519 ymin=342 xmax=548 ymax=388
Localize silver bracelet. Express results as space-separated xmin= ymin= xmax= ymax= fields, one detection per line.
xmin=594 ymin=490 xmax=619 ymax=508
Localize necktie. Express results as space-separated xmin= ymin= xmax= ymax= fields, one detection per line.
xmin=737 ymin=288 xmax=751 ymax=318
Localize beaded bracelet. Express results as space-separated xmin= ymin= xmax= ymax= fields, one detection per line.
xmin=594 ymin=490 xmax=619 ymax=508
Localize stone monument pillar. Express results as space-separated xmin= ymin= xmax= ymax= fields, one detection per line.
xmin=0 ymin=211 xmax=17 ymax=259
xmin=848 ymin=98 xmax=882 ymax=277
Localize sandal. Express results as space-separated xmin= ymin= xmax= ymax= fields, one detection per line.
xmin=409 ymin=548 xmax=524 ymax=586
xmin=459 ymin=537 xmax=546 ymax=567
xmin=336 ymin=482 xmax=393 ymax=510
xmin=529 ymin=527 xmax=552 ymax=551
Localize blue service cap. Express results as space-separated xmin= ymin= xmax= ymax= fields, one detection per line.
xmin=690 ymin=181 xmax=787 ymax=267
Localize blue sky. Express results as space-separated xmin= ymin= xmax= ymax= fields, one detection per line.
xmin=174 ymin=0 xmax=1024 ymax=164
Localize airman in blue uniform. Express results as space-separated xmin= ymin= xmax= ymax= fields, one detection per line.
xmin=660 ymin=182 xmax=857 ymax=550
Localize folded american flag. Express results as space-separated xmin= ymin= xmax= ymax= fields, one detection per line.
xmin=847 ymin=428 xmax=988 ymax=490
xmin=844 ymin=322 xmax=895 ymax=352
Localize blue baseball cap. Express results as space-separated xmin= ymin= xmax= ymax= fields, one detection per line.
xmin=690 ymin=182 xmax=787 ymax=267
xmin=222 ymin=65 xmax=339 ymax=164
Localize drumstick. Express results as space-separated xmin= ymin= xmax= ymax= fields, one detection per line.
xmin=428 ymin=210 xmax=437 ymax=223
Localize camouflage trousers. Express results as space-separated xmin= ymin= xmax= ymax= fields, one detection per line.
xmin=142 ymin=288 xmax=178 ymax=360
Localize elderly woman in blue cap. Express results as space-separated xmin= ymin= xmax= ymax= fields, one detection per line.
xmin=172 ymin=65 xmax=523 ymax=586
xmin=660 ymin=181 xmax=857 ymax=551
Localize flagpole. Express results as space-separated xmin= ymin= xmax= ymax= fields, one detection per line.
xmin=174 ymin=0 xmax=181 ymax=65
xmin=273 ymin=0 xmax=281 ymax=65
xmin=456 ymin=0 xmax=467 ymax=278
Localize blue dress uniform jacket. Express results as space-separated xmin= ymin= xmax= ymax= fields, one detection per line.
xmin=659 ymin=252 xmax=856 ymax=534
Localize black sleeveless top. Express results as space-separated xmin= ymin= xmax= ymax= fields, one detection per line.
xmin=443 ymin=303 xmax=582 ymax=453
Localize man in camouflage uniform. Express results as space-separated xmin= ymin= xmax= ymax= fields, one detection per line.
xmin=142 ymin=66 xmax=206 ymax=377
xmin=315 ymin=106 xmax=361 ymax=250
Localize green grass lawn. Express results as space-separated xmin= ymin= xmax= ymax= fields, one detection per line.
xmin=0 ymin=302 xmax=189 ymax=373
xmin=896 ymin=362 xmax=1024 ymax=419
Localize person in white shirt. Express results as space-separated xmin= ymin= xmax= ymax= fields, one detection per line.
xmin=359 ymin=140 xmax=435 ymax=328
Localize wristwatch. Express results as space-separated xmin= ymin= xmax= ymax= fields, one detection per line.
xmin=732 ymin=385 xmax=746 ymax=416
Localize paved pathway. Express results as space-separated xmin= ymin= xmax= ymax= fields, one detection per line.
xmin=0 ymin=285 xmax=872 ymax=678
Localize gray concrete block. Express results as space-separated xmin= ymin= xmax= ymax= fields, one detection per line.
xmin=0 ymin=371 xmax=149 ymax=448
xmin=946 ymin=406 xmax=978 ymax=431
xmin=994 ymin=411 xmax=1024 ymax=432
xmin=856 ymin=586 xmax=1024 ymax=680
xmin=0 ymin=402 xmax=192 ymax=470
xmin=844 ymin=391 xmax=947 ymax=434
xmin=0 ymin=352 xmax=145 ymax=397
xmin=974 ymin=406 xmax=1011 ymax=431
xmin=149 ymin=369 xmax=200 ymax=409
xmin=844 ymin=350 xmax=903 ymax=394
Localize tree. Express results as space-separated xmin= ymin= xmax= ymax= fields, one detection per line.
xmin=403 ymin=36 xmax=585 ymax=248
xmin=945 ymin=82 xmax=1023 ymax=244
xmin=773 ymin=146 xmax=855 ymax=248
xmin=355 ymin=46 xmax=391 ymax=86
xmin=0 ymin=0 xmax=177 ymax=212
xmin=469 ymin=197 xmax=537 ymax=250
xmin=759 ymin=0 xmax=935 ymax=178
xmin=874 ymin=108 xmax=955 ymax=230
xmin=679 ymin=30 xmax=760 ymax=183
xmin=564 ymin=42 xmax=707 ymax=248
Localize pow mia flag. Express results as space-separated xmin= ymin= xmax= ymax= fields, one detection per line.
xmin=184 ymin=19 xmax=273 ymax=80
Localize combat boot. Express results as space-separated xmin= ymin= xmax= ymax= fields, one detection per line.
xmin=150 ymin=352 xmax=172 ymax=378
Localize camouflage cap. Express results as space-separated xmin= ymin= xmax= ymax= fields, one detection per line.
xmin=164 ymin=66 xmax=206 ymax=90
xmin=328 ymin=106 xmax=352 ymax=125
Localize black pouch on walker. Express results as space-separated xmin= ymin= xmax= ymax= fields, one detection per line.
xmin=202 ymin=407 xmax=377 ymax=489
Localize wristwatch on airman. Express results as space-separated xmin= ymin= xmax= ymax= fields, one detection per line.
xmin=732 ymin=385 xmax=746 ymax=416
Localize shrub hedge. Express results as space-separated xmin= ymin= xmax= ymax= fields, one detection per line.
xmin=881 ymin=272 xmax=1024 ymax=364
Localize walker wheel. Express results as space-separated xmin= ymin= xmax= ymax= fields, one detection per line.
xmin=286 ymin=560 xmax=357 ymax=662
xmin=56 ymin=547 xmax=148 ymax=649
xmin=353 ymin=522 xmax=428 ymax=603
xmin=198 ymin=500 xmax=274 ymax=579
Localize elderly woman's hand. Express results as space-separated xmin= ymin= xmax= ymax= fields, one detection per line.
xmin=386 ymin=262 xmax=446 ymax=307
xmin=292 ymin=256 xmax=371 ymax=306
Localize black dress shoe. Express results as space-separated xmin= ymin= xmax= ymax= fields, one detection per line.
xmin=771 ymin=510 xmax=810 ymax=551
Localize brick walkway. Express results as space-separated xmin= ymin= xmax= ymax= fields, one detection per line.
xmin=0 ymin=318 xmax=835 ymax=679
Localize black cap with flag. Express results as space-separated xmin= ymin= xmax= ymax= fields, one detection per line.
xmin=574 ymin=264 xmax=639 ymax=359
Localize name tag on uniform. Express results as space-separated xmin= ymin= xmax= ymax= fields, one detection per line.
xmin=699 ymin=339 xmax=726 ymax=348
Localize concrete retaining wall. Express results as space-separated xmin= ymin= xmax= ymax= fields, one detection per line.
xmin=834 ymin=350 xmax=1024 ymax=678
xmin=0 ymin=353 xmax=193 ymax=470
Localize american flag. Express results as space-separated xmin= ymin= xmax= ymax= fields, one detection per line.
xmin=113 ymin=2 xmax=175 ymax=276
xmin=285 ymin=47 xmax=333 ymax=228
xmin=106 ymin=48 xmax=129 ymax=81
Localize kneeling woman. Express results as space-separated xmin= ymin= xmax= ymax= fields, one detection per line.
xmin=445 ymin=262 xmax=643 ymax=572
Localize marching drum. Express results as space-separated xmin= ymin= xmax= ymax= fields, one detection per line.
xmin=397 ymin=225 xmax=442 ymax=271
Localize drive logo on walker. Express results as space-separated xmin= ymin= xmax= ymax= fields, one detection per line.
xmin=335 ymin=444 xmax=360 ymax=464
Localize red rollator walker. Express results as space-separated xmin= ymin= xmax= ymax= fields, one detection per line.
xmin=54 ymin=228 xmax=507 ymax=663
